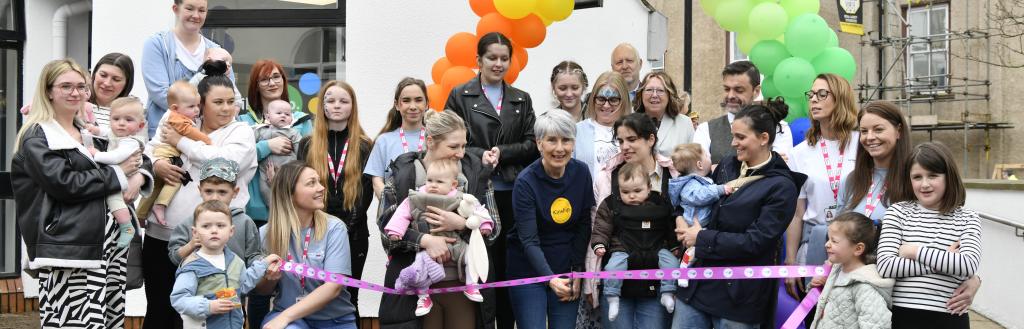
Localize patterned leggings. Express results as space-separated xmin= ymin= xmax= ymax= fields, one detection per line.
xmin=38 ymin=219 xmax=127 ymax=329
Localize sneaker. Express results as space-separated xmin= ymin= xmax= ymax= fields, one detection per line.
xmin=607 ymin=296 xmax=620 ymax=321
xmin=464 ymin=287 xmax=484 ymax=302
xmin=414 ymin=294 xmax=433 ymax=317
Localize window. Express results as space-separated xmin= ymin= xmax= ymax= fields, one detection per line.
xmin=0 ymin=0 xmax=23 ymax=278
xmin=728 ymin=32 xmax=748 ymax=63
xmin=907 ymin=4 xmax=948 ymax=90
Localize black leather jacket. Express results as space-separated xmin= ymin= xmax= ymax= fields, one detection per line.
xmin=13 ymin=122 xmax=152 ymax=269
xmin=445 ymin=76 xmax=539 ymax=182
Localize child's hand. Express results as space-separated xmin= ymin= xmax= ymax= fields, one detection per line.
xmin=388 ymin=234 xmax=401 ymax=241
xmin=209 ymin=299 xmax=235 ymax=314
xmin=594 ymin=247 xmax=606 ymax=258
xmin=947 ymin=241 xmax=961 ymax=253
xmin=263 ymin=254 xmax=282 ymax=274
xmin=724 ymin=185 xmax=735 ymax=195
xmin=480 ymin=228 xmax=492 ymax=236
xmin=809 ymin=275 xmax=827 ymax=288
xmin=88 ymin=147 xmax=99 ymax=156
xmin=86 ymin=124 xmax=101 ymax=136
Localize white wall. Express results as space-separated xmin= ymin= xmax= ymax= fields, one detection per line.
xmin=964 ymin=187 xmax=1024 ymax=329
xmin=90 ymin=0 xmax=175 ymax=104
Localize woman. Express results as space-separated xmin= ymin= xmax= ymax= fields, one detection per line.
xmin=838 ymin=100 xmax=982 ymax=315
xmin=508 ymin=110 xmax=594 ymax=329
xmin=550 ymin=60 xmax=588 ymax=122
xmin=783 ymin=73 xmax=859 ymax=298
xmin=13 ymin=59 xmax=146 ymax=328
xmin=574 ymin=71 xmax=631 ymax=179
xmin=674 ymin=99 xmax=805 ymax=329
xmin=145 ymin=66 xmax=257 ymax=328
xmin=377 ymin=109 xmax=499 ymax=329
xmin=445 ymin=31 xmax=538 ymax=329
xmin=365 ymin=77 xmax=429 ymax=199
xmin=257 ymin=161 xmax=357 ymax=329
xmin=585 ymin=112 xmax=680 ymax=329
xmin=87 ymin=52 xmax=135 ymax=129
xmin=142 ymin=0 xmax=221 ymax=138
xmin=243 ymin=59 xmax=313 ymax=225
xmin=298 ymin=80 xmax=373 ymax=324
xmin=633 ymin=72 xmax=694 ymax=157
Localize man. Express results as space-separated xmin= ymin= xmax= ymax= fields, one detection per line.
xmin=611 ymin=43 xmax=643 ymax=101
xmin=693 ymin=60 xmax=793 ymax=165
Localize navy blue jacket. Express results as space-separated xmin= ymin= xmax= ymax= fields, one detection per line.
xmin=676 ymin=153 xmax=806 ymax=325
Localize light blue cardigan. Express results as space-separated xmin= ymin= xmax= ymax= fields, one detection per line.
xmin=142 ymin=30 xmax=221 ymax=137
xmin=573 ymin=119 xmax=600 ymax=178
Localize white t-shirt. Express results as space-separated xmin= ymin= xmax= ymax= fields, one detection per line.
xmin=197 ymin=249 xmax=226 ymax=270
xmin=593 ymin=123 xmax=618 ymax=174
xmin=175 ymin=36 xmax=207 ymax=72
xmin=789 ymin=131 xmax=860 ymax=226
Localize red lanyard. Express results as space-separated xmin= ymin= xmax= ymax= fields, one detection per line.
xmin=483 ymin=87 xmax=503 ymax=114
xmin=326 ymin=140 xmax=350 ymax=187
xmin=820 ymin=140 xmax=845 ymax=201
xmin=864 ymin=180 xmax=887 ymax=218
xmin=287 ymin=227 xmax=313 ymax=290
xmin=399 ymin=129 xmax=425 ymax=153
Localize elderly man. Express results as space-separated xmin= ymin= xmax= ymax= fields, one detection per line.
xmin=693 ymin=60 xmax=793 ymax=165
xmin=611 ymin=43 xmax=643 ymax=101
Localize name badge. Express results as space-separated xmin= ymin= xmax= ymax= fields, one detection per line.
xmin=642 ymin=221 xmax=651 ymax=229
xmin=825 ymin=205 xmax=838 ymax=221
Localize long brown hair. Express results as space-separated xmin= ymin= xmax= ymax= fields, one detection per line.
xmin=305 ymin=80 xmax=369 ymax=210
xmin=844 ymin=101 xmax=912 ymax=210
xmin=899 ymin=142 xmax=966 ymax=214
xmin=264 ymin=161 xmax=330 ymax=258
xmin=377 ymin=77 xmax=428 ymax=136
xmin=805 ymin=73 xmax=858 ymax=150
xmin=246 ymin=59 xmax=290 ymax=117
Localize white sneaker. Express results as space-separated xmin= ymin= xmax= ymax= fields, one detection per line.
xmin=414 ymin=294 xmax=433 ymax=317
xmin=607 ymin=296 xmax=620 ymax=321
xmin=661 ymin=292 xmax=675 ymax=313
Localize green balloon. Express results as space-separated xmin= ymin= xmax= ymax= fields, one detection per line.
xmin=287 ymin=84 xmax=304 ymax=113
xmin=761 ymin=76 xmax=780 ymax=98
xmin=715 ymin=0 xmax=755 ymax=32
xmin=737 ymin=32 xmax=761 ymax=54
xmin=826 ymin=28 xmax=839 ymax=47
xmin=749 ymin=2 xmax=789 ymax=40
xmin=773 ymin=57 xmax=816 ymax=96
xmin=784 ymin=96 xmax=809 ymax=122
xmin=780 ymin=0 xmax=820 ymax=18
xmin=749 ymin=40 xmax=791 ymax=76
xmin=784 ymin=14 xmax=832 ymax=60
xmin=812 ymin=47 xmax=857 ymax=81
xmin=699 ymin=0 xmax=722 ymax=16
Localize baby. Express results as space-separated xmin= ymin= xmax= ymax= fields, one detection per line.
xmin=139 ymin=81 xmax=212 ymax=224
xmin=253 ymin=100 xmax=302 ymax=204
xmin=89 ymin=97 xmax=149 ymax=248
xmin=383 ymin=159 xmax=492 ymax=317
xmin=189 ymin=48 xmax=243 ymax=105
xmin=667 ymin=143 xmax=758 ymax=287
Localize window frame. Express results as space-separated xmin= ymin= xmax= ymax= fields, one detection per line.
xmin=205 ymin=4 xmax=344 ymax=27
xmin=905 ymin=3 xmax=950 ymax=91
xmin=726 ymin=31 xmax=748 ymax=64
xmin=1 ymin=0 xmax=25 ymax=279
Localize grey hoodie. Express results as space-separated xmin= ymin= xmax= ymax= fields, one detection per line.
xmin=811 ymin=264 xmax=895 ymax=329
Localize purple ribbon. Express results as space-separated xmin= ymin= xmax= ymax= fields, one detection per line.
xmin=782 ymin=287 xmax=822 ymax=329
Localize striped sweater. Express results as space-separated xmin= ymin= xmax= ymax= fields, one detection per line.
xmin=876 ymin=201 xmax=982 ymax=312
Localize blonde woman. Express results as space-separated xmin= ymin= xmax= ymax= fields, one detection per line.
xmin=257 ymin=161 xmax=356 ymax=329
xmin=13 ymin=59 xmax=147 ymax=328
xmin=573 ymin=71 xmax=632 ymax=179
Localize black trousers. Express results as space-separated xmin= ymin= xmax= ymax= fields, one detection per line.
xmin=142 ymin=236 xmax=183 ymax=329
xmin=892 ymin=305 xmax=970 ymax=329
xmin=490 ymin=190 xmax=515 ymax=329
xmin=348 ymin=225 xmax=370 ymax=329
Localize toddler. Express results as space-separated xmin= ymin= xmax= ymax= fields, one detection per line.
xmin=383 ymin=159 xmax=493 ymax=316
xmin=591 ymin=162 xmax=678 ymax=320
xmin=810 ymin=212 xmax=894 ymax=329
xmin=253 ymin=99 xmax=302 ymax=205
xmin=89 ymin=97 xmax=149 ymax=248
xmin=170 ymin=200 xmax=281 ymax=329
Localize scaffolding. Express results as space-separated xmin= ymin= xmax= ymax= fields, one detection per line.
xmin=856 ymin=0 xmax=1013 ymax=177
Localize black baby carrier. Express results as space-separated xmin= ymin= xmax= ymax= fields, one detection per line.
xmin=606 ymin=165 xmax=676 ymax=298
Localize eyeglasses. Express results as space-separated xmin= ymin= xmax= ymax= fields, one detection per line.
xmin=594 ymin=96 xmax=622 ymax=106
xmin=258 ymin=74 xmax=284 ymax=87
xmin=642 ymin=88 xmax=666 ymax=96
xmin=804 ymin=89 xmax=832 ymax=100
xmin=53 ymin=83 xmax=90 ymax=96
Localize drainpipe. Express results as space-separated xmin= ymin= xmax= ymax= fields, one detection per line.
xmin=53 ymin=0 xmax=92 ymax=59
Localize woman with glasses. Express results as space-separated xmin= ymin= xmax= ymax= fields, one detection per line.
xmin=550 ymin=61 xmax=588 ymax=122
xmin=142 ymin=0 xmax=223 ymax=138
xmin=633 ymin=72 xmax=694 ymax=157
xmin=782 ymin=73 xmax=860 ymax=300
xmin=573 ymin=71 xmax=632 ymax=180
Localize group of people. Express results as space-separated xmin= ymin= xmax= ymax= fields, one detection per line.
xmin=11 ymin=1 xmax=984 ymax=329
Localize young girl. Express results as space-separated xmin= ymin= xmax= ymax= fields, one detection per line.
xmin=365 ymin=77 xmax=428 ymax=199
xmin=810 ymin=212 xmax=894 ymax=329
xmin=877 ymin=142 xmax=981 ymax=329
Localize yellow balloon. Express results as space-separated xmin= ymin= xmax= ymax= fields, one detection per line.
xmin=538 ymin=12 xmax=553 ymax=26
xmin=494 ymin=0 xmax=536 ymax=20
xmin=536 ymin=0 xmax=573 ymax=21
xmin=307 ymin=97 xmax=320 ymax=115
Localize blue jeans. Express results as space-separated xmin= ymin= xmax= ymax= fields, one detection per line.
xmin=603 ymin=250 xmax=679 ymax=296
xmin=601 ymin=294 xmax=670 ymax=329
xmin=670 ymin=296 xmax=758 ymax=329
xmin=509 ymin=282 xmax=579 ymax=329
xmin=262 ymin=311 xmax=357 ymax=329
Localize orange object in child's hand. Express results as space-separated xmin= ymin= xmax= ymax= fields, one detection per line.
xmin=215 ymin=288 xmax=236 ymax=299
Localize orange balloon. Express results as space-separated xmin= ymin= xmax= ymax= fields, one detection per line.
xmin=469 ymin=0 xmax=497 ymax=17
xmin=427 ymin=84 xmax=449 ymax=111
xmin=477 ymin=13 xmax=514 ymax=40
xmin=510 ymin=14 xmax=546 ymax=48
xmin=445 ymin=32 xmax=479 ymax=68
xmin=512 ymin=45 xmax=528 ymax=70
xmin=431 ymin=58 xmax=453 ymax=85
xmin=442 ymin=66 xmax=477 ymax=91
xmin=504 ymin=56 xmax=522 ymax=84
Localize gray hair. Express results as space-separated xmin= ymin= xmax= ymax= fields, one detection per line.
xmin=534 ymin=110 xmax=576 ymax=140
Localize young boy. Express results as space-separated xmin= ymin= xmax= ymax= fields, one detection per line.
xmin=591 ymin=162 xmax=679 ymax=320
xmin=253 ymin=100 xmax=302 ymax=205
xmin=88 ymin=97 xmax=150 ymax=248
xmin=167 ymin=157 xmax=262 ymax=267
xmin=139 ymin=81 xmax=213 ymax=223
xmin=383 ymin=159 xmax=493 ymax=316
xmin=667 ymin=143 xmax=759 ymax=287
xmin=170 ymin=200 xmax=281 ymax=329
